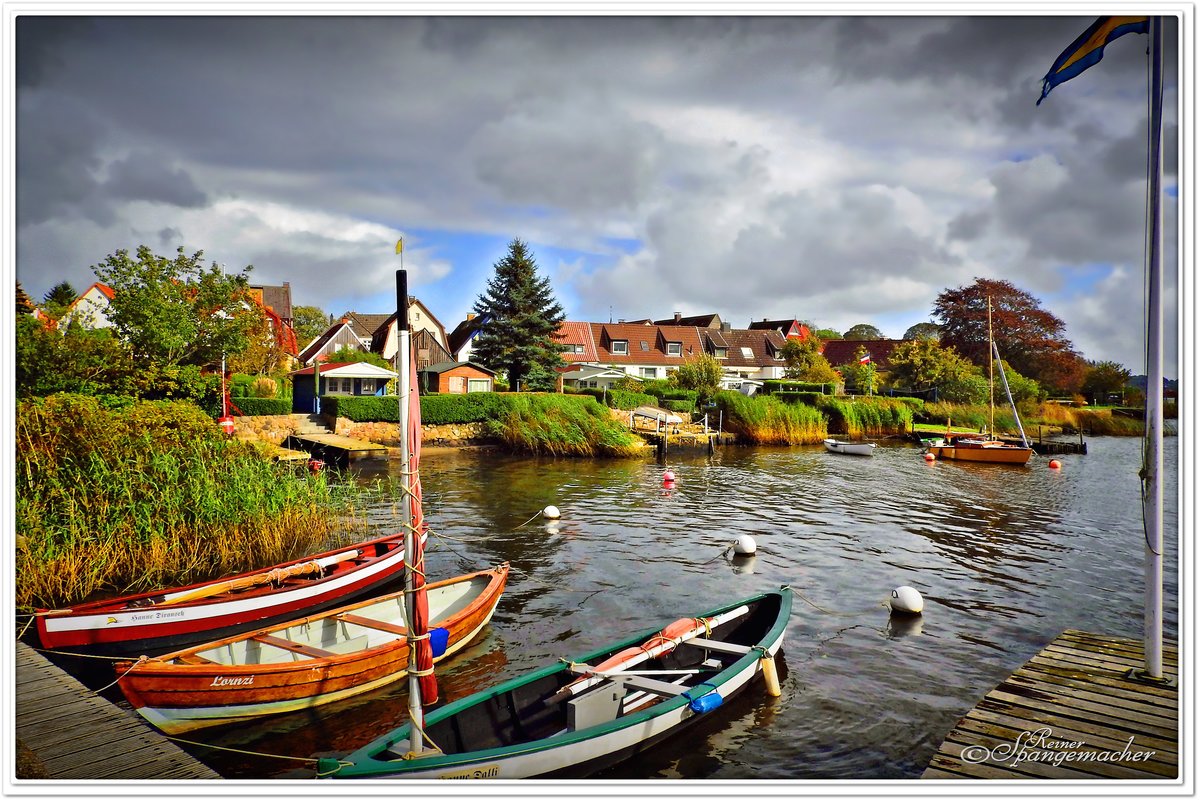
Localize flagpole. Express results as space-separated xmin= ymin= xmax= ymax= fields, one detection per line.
xmin=1140 ymin=14 xmax=1165 ymax=681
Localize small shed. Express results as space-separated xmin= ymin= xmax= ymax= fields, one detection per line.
xmin=290 ymin=362 xmax=398 ymax=414
xmin=417 ymin=361 xmax=496 ymax=394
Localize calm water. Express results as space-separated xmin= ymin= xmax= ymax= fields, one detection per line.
xmin=189 ymin=435 xmax=1179 ymax=782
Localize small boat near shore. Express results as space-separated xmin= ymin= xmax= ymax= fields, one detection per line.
xmin=823 ymin=439 xmax=876 ymax=457
xmin=317 ymin=586 xmax=791 ymax=780
xmin=115 ymin=563 xmax=509 ymax=734
xmin=33 ymin=532 xmax=409 ymax=658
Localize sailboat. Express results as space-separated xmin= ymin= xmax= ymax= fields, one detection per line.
xmin=924 ymin=297 xmax=1033 ymax=466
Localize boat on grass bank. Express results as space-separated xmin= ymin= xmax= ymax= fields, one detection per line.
xmin=33 ymin=532 xmax=408 ymax=658
xmin=115 ymin=563 xmax=509 ymax=735
xmin=317 ymin=586 xmax=791 ymax=780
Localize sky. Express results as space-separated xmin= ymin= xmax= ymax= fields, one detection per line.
xmin=9 ymin=7 xmax=1185 ymax=375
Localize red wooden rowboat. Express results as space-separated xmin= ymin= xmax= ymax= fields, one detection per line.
xmin=115 ymin=563 xmax=509 ymax=734
xmin=34 ymin=532 xmax=410 ymax=658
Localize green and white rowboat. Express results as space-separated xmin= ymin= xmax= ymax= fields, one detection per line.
xmin=317 ymin=586 xmax=792 ymax=780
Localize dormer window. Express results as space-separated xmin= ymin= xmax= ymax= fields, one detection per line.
xmin=714 ymin=347 xmax=727 ymax=359
xmin=611 ymin=340 xmax=628 ymax=355
xmin=667 ymin=342 xmax=682 ymax=356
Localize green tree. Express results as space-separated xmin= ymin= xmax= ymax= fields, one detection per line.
xmin=15 ymin=315 xmax=137 ymax=398
xmin=470 ymin=238 xmax=566 ymax=392
xmin=887 ymin=337 xmax=979 ymax=400
xmin=1081 ymin=360 xmax=1133 ymax=405
xmin=902 ymin=321 xmax=941 ymax=341
xmin=668 ymin=353 xmax=723 ymax=403
xmin=810 ymin=327 xmax=842 ymax=341
xmin=16 ymin=281 xmax=34 ymax=314
xmin=837 ymin=347 xmax=878 ymax=394
xmin=781 ymin=337 xmax=841 ymax=384
xmin=93 ymin=246 xmax=264 ymax=371
xmin=41 ymin=281 xmax=78 ymax=317
xmin=843 ymin=323 xmax=884 ymax=340
xmin=292 ymin=304 xmax=330 ymax=347
xmin=933 ymin=277 xmax=1081 ymax=393
xmin=328 ymin=345 xmax=393 ymax=370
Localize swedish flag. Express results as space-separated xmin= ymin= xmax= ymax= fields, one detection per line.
xmin=1038 ymin=16 xmax=1149 ymax=105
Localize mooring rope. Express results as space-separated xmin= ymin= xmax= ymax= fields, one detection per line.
xmin=168 ymin=736 xmax=318 ymax=764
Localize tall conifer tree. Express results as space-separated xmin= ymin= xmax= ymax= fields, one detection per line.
xmin=470 ymin=238 xmax=565 ymax=391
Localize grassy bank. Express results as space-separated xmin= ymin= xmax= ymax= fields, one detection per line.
xmin=921 ymin=400 xmax=1151 ymax=437
xmin=715 ymin=391 xmax=827 ymax=445
xmin=485 ymin=393 xmax=645 ymax=456
xmin=15 ymin=395 xmax=368 ymax=610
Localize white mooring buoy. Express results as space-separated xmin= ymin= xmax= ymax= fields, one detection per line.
xmin=890 ymin=586 xmax=924 ymax=615
xmin=542 ymin=505 xmax=561 ymax=520
xmin=733 ymin=534 xmax=757 ymax=556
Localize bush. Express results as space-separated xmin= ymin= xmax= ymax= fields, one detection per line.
xmin=487 ymin=394 xmax=643 ymax=456
xmin=233 ymin=397 xmax=292 ymax=416
xmin=818 ymin=396 xmax=914 ymax=438
xmin=323 ymin=395 xmax=401 ymax=422
xmin=714 ymin=391 xmax=826 ymax=445
xmin=773 ymin=391 xmax=823 ymax=406
xmin=662 ymin=399 xmax=696 ymax=414
xmin=606 ymin=390 xmax=657 ymax=410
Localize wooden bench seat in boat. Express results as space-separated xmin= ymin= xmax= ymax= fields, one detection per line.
xmin=251 ymin=634 xmax=336 ymax=659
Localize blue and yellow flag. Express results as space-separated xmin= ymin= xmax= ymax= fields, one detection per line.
xmin=1038 ymin=16 xmax=1149 ymax=105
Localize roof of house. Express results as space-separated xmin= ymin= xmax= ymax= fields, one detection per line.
xmin=338 ymin=312 xmax=393 ymax=339
xmin=250 ymin=283 xmax=292 ymax=320
xmin=653 ymin=313 xmax=723 ymax=328
xmin=298 ymin=321 xmax=361 ymax=363
xmin=713 ymin=329 xmax=788 ymax=368
xmin=447 ymin=314 xmax=489 ymax=355
xmin=368 ymin=299 xmax=448 ymax=352
xmin=820 ymin=339 xmax=902 ymax=369
xmin=555 ymin=321 xmax=600 ymax=362
xmin=590 ymin=322 xmax=707 ymax=365
xmin=290 ymin=361 xmax=397 ymax=378
xmin=417 ymin=360 xmax=497 ymax=377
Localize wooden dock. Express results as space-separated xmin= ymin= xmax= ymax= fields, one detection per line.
xmin=15 ymin=642 xmax=220 ymax=780
xmin=923 ymin=629 xmax=1178 ymax=780
xmin=285 ymin=432 xmax=388 ymax=463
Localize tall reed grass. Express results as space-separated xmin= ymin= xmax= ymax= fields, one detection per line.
xmin=818 ymin=397 xmax=915 ymax=438
xmin=715 ymin=391 xmax=826 ymax=445
xmin=16 ymin=395 xmax=367 ymax=610
xmin=486 ymin=393 xmax=645 ymax=457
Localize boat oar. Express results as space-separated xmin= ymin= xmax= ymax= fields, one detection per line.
xmin=156 ymin=550 xmax=363 ymax=606
xmin=550 ymin=605 xmax=751 ymax=703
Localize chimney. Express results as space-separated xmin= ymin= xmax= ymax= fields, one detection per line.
xmin=674 ymin=312 xmax=681 ymax=323
xmin=722 ymin=322 xmax=732 ymax=333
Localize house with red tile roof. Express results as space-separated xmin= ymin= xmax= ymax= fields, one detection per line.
xmin=819 ymin=339 xmax=902 ymax=372
xmin=748 ymin=318 xmax=811 ymax=340
xmin=62 ymin=282 xmax=116 ymax=329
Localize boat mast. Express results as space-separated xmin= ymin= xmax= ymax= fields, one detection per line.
xmin=396 ymin=263 xmax=426 ymax=749
xmin=987 ymin=297 xmax=995 ymax=438
xmin=1141 ymin=15 xmax=1165 ymax=682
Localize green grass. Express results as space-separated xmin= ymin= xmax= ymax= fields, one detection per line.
xmin=715 ymin=391 xmax=827 ymax=445
xmin=15 ymin=394 xmax=368 ymax=609
xmin=486 ymin=393 xmax=645 ymax=456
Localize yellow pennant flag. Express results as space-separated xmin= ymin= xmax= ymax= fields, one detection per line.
xmin=395 ymin=238 xmax=404 ymax=254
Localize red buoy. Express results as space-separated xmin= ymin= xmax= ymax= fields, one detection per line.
xmin=1049 ymin=459 xmax=1062 ymax=469
xmin=923 ymin=452 xmax=935 ymax=462
xmin=217 ymin=416 xmax=235 ymax=436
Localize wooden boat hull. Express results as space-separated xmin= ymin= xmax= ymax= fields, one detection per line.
xmin=823 ymin=439 xmax=876 ymax=456
xmin=926 ymin=440 xmax=1033 ymax=465
xmin=115 ymin=564 xmax=509 ymax=734
xmin=34 ymin=532 xmax=411 ymax=658
xmin=319 ymin=587 xmax=791 ymax=780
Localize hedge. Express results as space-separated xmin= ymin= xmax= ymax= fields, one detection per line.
xmin=231 ymin=397 xmax=292 ymax=416
xmin=762 ymin=380 xmax=833 ymax=395
xmin=662 ymin=399 xmax=696 ymax=414
xmin=606 ymin=390 xmax=657 ymax=410
xmin=321 ymin=395 xmax=400 ymax=422
xmin=773 ymin=391 xmax=823 ymax=406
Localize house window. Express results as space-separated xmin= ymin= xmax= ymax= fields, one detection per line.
xmin=641 ymin=367 xmax=657 ymax=379
xmin=666 ymin=342 xmax=682 ymax=356
xmin=448 ymin=376 xmax=466 ymax=394
xmin=611 ymin=340 xmax=628 ymax=354
xmin=714 ymin=347 xmax=727 ymax=359
xmin=467 ymin=378 xmax=490 ymax=393
xmin=359 ymin=379 xmax=378 ymax=395
xmin=741 ymin=347 xmax=754 ymax=359
xmin=325 ymin=377 xmax=352 ymax=394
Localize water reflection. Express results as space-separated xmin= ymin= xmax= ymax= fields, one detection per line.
xmin=187 ymin=436 xmax=1177 ymax=780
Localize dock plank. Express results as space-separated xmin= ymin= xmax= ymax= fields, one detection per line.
xmin=16 ymin=642 xmax=220 ymax=780
xmin=922 ymin=630 xmax=1178 ymax=781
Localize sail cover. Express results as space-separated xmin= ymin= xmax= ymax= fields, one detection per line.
xmin=406 ymin=341 xmax=437 ymax=704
